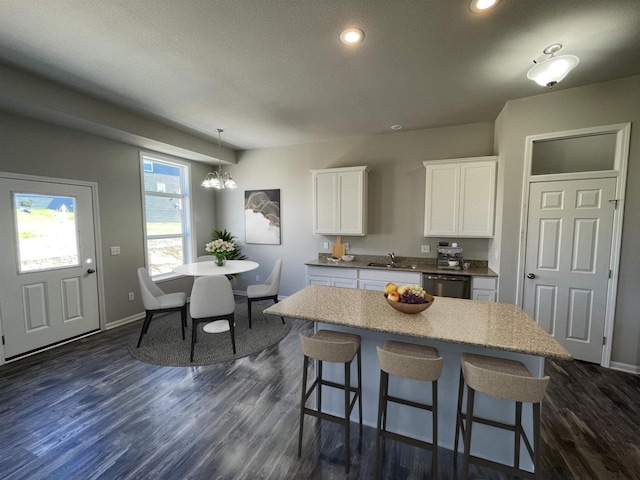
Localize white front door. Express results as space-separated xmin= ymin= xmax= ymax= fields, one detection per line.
xmin=523 ymin=178 xmax=616 ymax=363
xmin=0 ymin=177 xmax=100 ymax=359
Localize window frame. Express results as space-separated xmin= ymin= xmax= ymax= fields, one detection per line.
xmin=139 ymin=151 xmax=195 ymax=281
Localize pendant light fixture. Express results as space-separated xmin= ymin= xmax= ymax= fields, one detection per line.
xmin=201 ymin=129 xmax=237 ymax=189
xmin=527 ymin=44 xmax=579 ymax=88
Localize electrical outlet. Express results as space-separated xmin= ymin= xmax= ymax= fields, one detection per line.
xmin=345 ymin=243 xmax=350 ymax=251
xmin=421 ymin=245 xmax=431 ymax=253
xmin=323 ymin=242 xmax=329 ymax=249
xmin=128 ymin=292 xmax=135 ymax=301
xmin=256 ymin=275 xmax=260 ymax=282
xmin=110 ymin=246 xmax=121 ymax=255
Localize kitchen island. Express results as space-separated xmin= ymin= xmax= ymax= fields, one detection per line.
xmin=264 ymin=285 xmax=571 ymax=471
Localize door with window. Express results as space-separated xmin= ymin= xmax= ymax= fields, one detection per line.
xmin=522 ymin=178 xmax=616 ymax=363
xmin=0 ymin=177 xmax=100 ymax=359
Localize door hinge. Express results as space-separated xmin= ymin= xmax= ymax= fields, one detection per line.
xmin=609 ymin=269 xmax=612 ymax=278
xmin=608 ymin=199 xmax=619 ymax=209
xmin=602 ymin=336 xmax=607 ymax=346
xmin=1 ymin=335 xmax=4 ymax=345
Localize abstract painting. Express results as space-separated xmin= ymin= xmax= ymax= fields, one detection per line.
xmin=245 ymin=189 xmax=281 ymax=244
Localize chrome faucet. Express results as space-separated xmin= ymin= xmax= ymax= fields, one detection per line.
xmin=387 ymin=252 xmax=397 ymax=265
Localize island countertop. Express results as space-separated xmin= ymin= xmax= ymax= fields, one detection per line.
xmin=264 ymin=285 xmax=572 ymax=360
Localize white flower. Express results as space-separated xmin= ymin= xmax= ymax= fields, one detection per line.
xmin=204 ymin=239 xmax=236 ymax=257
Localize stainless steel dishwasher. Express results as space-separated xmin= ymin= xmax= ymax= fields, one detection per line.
xmin=422 ymin=274 xmax=471 ymax=299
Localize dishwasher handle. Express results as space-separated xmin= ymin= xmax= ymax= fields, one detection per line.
xmin=423 ymin=274 xmax=469 ymax=282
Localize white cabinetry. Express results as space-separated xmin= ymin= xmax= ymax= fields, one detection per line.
xmin=471 ymin=276 xmax=497 ymax=302
xmin=307 ymin=266 xmax=420 ymax=292
xmin=423 ymin=157 xmax=497 ymax=237
xmin=307 ymin=266 xmax=357 ymax=289
xmin=357 ymin=269 xmax=421 ymax=291
xmin=311 ymin=166 xmax=368 ymax=236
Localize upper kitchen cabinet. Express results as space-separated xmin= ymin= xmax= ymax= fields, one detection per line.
xmin=423 ymin=156 xmax=497 ymax=237
xmin=311 ymin=166 xmax=368 ymax=236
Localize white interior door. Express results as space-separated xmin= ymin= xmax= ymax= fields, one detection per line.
xmin=523 ymin=178 xmax=616 ymax=363
xmin=0 ymin=178 xmax=100 ymax=359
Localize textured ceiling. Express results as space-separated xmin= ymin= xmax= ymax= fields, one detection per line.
xmin=1 ymin=0 xmax=640 ymax=150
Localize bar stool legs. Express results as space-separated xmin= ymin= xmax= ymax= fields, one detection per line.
xmin=297 ymin=331 xmax=362 ymax=474
xmin=455 ymin=353 xmax=550 ymax=480
xmin=374 ymin=341 xmax=443 ymax=480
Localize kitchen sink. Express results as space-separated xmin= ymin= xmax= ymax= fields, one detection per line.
xmin=367 ymin=262 xmax=417 ymax=270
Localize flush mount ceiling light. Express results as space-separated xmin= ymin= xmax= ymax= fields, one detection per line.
xmin=340 ymin=28 xmax=364 ymax=45
xmin=201 ymin=129 xmax=237 ymax=189
xmin=527 ymin=44 xmax=579 ymax=88
xmin=470 ymin=0 xmax=501 ymax=13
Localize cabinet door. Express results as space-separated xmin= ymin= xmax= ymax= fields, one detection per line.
xmin=459 ymin=161 xmax=496 ymax=237
xmin=472 ymin=290 xmax=497 ymax=302
xmin=358 ymin=279 xmax=388 ymax=291
xmin=424 ymin=164 xmax=459 ymax=236
xmin=313 ymin=173 xmax=337 ymax=234
xmin=332 ymin=278 xmax=357 ymax=289
xmin=307 ymin=275 xmax=331 ymax=286
xmin=338 ymin=171 xmax=365 ymax=235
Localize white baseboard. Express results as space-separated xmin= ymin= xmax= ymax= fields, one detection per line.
xmin=106 ymin=312 xmax=145 ymax=330
xmin=610 ymin=361 xmax=640 ymax=375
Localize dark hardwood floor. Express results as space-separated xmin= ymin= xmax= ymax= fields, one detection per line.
xmin=1 ymin=304 xmax=639 ymax=479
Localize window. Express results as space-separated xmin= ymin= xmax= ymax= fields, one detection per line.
xmin=140 ymin=153 xmax=193 ymax=279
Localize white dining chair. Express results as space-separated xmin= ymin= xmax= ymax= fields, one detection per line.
xmin=189 ymin=275 xmax=236 ymax=362
xmin=136 ymin=267 xmax=187 ymax=348
xmin=247 ymin=259 xmax=284 ymax=329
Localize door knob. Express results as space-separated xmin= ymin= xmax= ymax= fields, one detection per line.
xmin=87 ymin=268 xmax=96 ymax=274
xmin=526 ymin=273 xmax=535 ymax=279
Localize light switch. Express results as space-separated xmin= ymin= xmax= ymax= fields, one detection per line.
xmin=110 ymin=246 xmax=121 ymax=255
xmin=345 ymin=243 xmax=350 ymax=251
xmin=323 ymin=242 xmax=329 ymax=249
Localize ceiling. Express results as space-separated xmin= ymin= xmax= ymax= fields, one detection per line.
xmin=1 ymin=0 xmax=640 ymax=150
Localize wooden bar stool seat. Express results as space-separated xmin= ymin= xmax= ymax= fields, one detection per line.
xmin=298 ymin=330 xmax=363 ymax=473
xmin=375 ymin=340 xmax=444 ymax=480
xmin=454 ymin=353 xmax=550 ymax=480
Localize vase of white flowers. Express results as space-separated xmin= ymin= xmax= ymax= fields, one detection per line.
xmin=205 ymin=239 xmax=236 ymax=266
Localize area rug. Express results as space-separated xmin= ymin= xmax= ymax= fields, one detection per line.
xmin=128 ymin=297 xmax=291 ymax=366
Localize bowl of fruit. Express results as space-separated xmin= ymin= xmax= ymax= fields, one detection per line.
xmin=327 ymin=256 xmax=341 ymax=264
xmin=384 ymin=283 xmax=434 ymax=314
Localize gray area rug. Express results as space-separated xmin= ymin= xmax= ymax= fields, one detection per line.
xmin=128 ymin=297 xmax=291 ymax=366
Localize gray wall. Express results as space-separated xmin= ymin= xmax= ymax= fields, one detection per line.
xmin=0 ymin=111 xmax=216 ymax=324
xmin=215 ymin=122 xmax=495 ymax=296
xmin=493 ymin=74 xmax=640 ymax=367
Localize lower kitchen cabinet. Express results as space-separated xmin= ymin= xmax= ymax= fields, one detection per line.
xmin=307 ymin=266 xmax=421 ymax=292
xmin=307 ymin=266 xmax=357 ymax=289
xmin=471 ymin=276 xmax=497 ymax=302
xmin=357 ymin=268 xmax=421 ymax=291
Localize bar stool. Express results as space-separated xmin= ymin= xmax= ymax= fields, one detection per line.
xmin=454 ymin=353 xmax=550 ymax=480
xmin=375 ymin=340 xmax=444 ymax=480
xmin=298 ymin=330 xmax=362 ymax=473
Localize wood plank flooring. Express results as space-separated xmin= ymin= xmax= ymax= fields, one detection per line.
xmin=0 ymin=305 xmax=639 ymax=479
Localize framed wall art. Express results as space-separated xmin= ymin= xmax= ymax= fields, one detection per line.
xmin=244 ymin=189 xmax=281 ymax=244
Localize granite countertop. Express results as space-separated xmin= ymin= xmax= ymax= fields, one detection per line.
xmin=264 ymin=285 xmax=572 ymax=360
xmin=305 ymin=254 xmax=497 ymax=278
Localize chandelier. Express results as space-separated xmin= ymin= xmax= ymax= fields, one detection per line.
xmin=201 ymin=128 xmax=237 ymax=189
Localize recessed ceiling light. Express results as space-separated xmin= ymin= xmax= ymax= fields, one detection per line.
xmin=470 ymin=0 xmax=501 ymax=13
xmin=391 ymin=125 xmax=403 ymax=130
xmin=340 ymin=28 xmax=364 ymax=45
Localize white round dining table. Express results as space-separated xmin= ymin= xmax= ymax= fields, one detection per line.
xmin=173 ymin=260 xmax=259 ymax=333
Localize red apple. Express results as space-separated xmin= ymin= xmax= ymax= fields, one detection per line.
xmin=387 ymin=291 xmax=400 ymax=302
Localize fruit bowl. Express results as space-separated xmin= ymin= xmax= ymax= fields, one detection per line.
xmin=327 ymin=256 xmax=341 ymax=264
xmin=385 ymin=293 xmax=435 ymax=314
xmin=341 ymin=255 xmax=354 ymax=262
